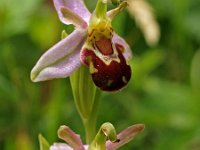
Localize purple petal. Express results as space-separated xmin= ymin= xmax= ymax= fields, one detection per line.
xmin=53 ymin=0 xmax=91 ymax=23
xmin=59 ymin=7 xmax=88 ymax=29
xmin=50 ymin=143 xmax=73 ymax=150
xmin=112 ymin=33 xmax=133 ymax=61
xmin=31 ymin=29 xmax=87 ymax=82
xmin=50 ymin=143 xmax=88 ymax=150
xmin=58 ymin=125 xmax=85 ymax=150
xmin=106 ymin=124 xmax=145 ymax=150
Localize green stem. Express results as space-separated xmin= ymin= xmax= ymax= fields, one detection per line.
xmin=84 ymin=89 xmax=101 ymax=144
xmin=83 ymin=117 xmax=96 ymax=144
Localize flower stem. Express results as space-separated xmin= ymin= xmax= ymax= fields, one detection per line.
xmin=83 ymin=89 xmax=101 ymax=144
xmin=83 ymin=118 xmax=96 ymax=144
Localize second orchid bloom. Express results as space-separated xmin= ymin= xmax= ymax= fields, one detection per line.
xmin=31 ymin=0 xmax=132 ymax=91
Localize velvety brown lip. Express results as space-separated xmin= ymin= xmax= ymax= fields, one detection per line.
xmin=81 ymin=44 xmax=131 ymax=91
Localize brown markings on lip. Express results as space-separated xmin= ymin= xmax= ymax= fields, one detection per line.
xmin=80 ymin=44 xmax=131 ymax=92
xmin=95 ymin=36 xmax=113 ymax=55
xmin=88 ymin=29 xmax=95 ymax=37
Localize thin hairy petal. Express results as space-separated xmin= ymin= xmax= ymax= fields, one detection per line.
xmin=50 ymin=143 xmax=73 ymax=150
xmin=106 ymin=124 xmax=145 ymax=150
xmin=58 ymin=126 xmax=85 ymax=150
xmin=31 ymin=29 xmax=87 ymax=82
xmin=113 ymin=33 xmax=133 ymax=60
xmin=107 ymin=1 xmax=128 ymax=20
xmin=53 ymin=0 xmax=91 ymax=23
xmin=59 ymin=7 xmax=88 ymax=29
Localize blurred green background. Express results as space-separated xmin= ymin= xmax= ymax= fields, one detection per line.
xmin=0 ymin=0 xmax=200 ymax=149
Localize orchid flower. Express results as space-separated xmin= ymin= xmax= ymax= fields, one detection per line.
xmin=31 ymin=0 xmax=132 ymax=92
xmin=49 ymin=123 xmax=144 ymax=150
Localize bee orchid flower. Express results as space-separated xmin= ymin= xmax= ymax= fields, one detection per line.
xmin=31 ymin=0 xmax=132 ymax=91
xmin=49 ymin=123 xmax=144 ymax=150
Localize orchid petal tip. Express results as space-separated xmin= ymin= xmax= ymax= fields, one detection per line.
xmin=136 ymin=124 xmax=145 ymax=131
xmin=30 ymin=71 xmax=37 ymax=82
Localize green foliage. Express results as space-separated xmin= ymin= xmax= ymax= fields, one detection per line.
xmin=0 ymin=0 xmax=200 ymax=150
xmin=38 ymin=134 xmax=50 ymax=150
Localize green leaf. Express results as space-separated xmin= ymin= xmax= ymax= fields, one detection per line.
xmin=38 ymin=134 xmax=50 ymax=150
xmin=191 ymin=49 xmax=200 ymax=91
xmin=70 ymin=65 xmax=99 ymax=143
xmin=70 ymin=65 xmax=97 ymax=119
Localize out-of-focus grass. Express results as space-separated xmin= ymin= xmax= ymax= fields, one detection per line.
xmin=0 ymin=0 xmax=200 ymax=149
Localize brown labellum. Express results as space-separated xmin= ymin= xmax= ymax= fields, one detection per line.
xmin=81 ymin=42 xmax=131 ymax=92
